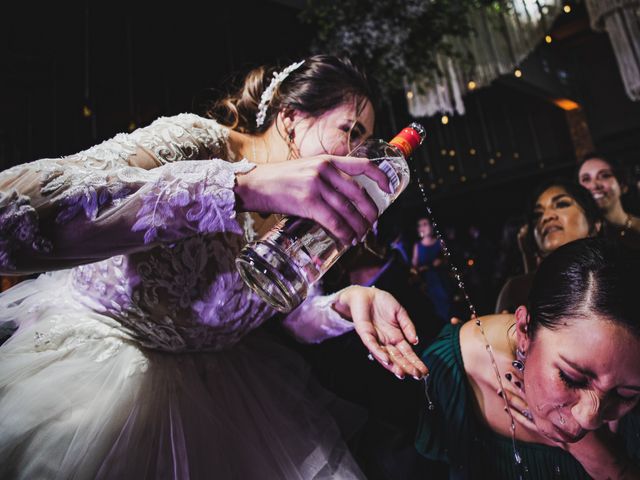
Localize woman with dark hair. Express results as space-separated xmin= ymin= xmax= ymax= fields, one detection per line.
xmin=412 ymin=216 xmax=451 ymax=321
xmin=578 ymin=153 xmax=640 ymax=247
xmin=495 ymin=179 xmax=602 ymax=313
xmin=0 ymin=55 xmax=426 ymax=479
xmin=415 ymin=238 xmax=640 ymax=479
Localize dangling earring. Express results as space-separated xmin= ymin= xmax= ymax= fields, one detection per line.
xmin=286 ymin=129 xmax=299 ymax=159
xmin=512 ymin=349 xmax=526 ymax=372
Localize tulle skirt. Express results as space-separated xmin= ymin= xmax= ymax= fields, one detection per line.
xmin=0 ymin=272 xmax=365 ymax=479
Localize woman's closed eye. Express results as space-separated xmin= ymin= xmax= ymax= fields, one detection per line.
xmin=559 ymin=369 xmax=588 ymax=389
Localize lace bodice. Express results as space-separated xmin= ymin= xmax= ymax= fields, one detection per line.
xmin=0 ymin=114 xmax=353 ymax=351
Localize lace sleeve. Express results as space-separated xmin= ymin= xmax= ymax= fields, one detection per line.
xmin=281 ymin=286 xmax=355 ymax=344
xmin=0 ymin=114 xmax=255 ymax=274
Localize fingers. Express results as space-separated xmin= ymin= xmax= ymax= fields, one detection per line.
xmin=331 ymin=156 xmax=391 ymax=194
xmin=350 ymin=294 xmax=391 ymax=366
xmin=392 ymin=341 xmax=429 ymax=379
xmin=509 ymin=406 xmax=537 ymax=431
xmin=310 ymin=201 xmax=358 ymax=246
xmin=317 ymin=178 xmax=370 ymax=242
xmin=318 ymin=162 xmax=379 ymax=224
xmin=396 ymin=307 xmax=419 ymax=346
xmin=360 ymin=331 xmax=391 ymax=367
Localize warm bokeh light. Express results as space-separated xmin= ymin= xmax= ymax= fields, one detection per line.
xmin=514 ymin=69 xmax=523 ymax=78
xmin=563 ymin=4 xmax=571 ymax=13
xmin=468 ymin=80 xmax=477 ymax=90
xmin=552 ymin=98 xmax=580 ymax=111
xmin=545 ymin=35 xmax=552 ymax=44
xmin=441 ymin=115 xmax=449 ymax=125
xmin=406 ymin=90 xmax=414 ymax=99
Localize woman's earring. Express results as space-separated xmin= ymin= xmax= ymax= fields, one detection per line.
xmin=512 ymin=348 xmax=526 ymax=372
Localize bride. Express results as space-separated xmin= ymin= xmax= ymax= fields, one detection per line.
xmin=0 ymin=55 xmax=426 ymax=479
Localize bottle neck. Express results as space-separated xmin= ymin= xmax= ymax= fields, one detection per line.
xmin=389 ymin=126 xmax=423 ymax=157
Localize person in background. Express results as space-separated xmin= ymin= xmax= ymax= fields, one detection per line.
xmin=495 ymin=179 xmax=602 ymax=313
xmin=578 ymin=153 xmax=640 ymax=248
xmin=412 ymin=216 xmax=451 ymax=321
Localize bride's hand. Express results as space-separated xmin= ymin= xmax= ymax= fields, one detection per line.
xmin=333 ymin=285 xmax=429 ymax=380
xmin=234 ymin=155 xmax=390 ymax=246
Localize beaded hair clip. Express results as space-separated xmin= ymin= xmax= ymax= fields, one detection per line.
xmin=255 ymin=60 xmax=305 ymax=128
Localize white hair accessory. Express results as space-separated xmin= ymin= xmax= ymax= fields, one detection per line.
xmin=255 ymin=60 xmax=305 ymax=128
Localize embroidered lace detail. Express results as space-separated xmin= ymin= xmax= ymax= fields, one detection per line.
xmin=0 ymin=190 xmax=52 ymax=269
xmin=0 ymin=115 xmax=233 ymax=269
xmin=131 ymin=160 xmax=254 ymax=243
xmin=71 ymin=234 xmax=274 ymax=352
xmin=1 ymin=113 xmax=349 ymax=351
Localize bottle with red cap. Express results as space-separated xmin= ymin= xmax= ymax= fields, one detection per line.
xmin=236 ymin=122 xmax=426 ymax=312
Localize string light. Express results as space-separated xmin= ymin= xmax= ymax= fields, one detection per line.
xmin=469 ymin=148 xmax=476 ymax=155
xmin=460 ymin=175 xmax=467 ymax=182
xmin=468 ymin=80 xmax=477 ymax=90
xmin=563 ymin=4 xmax=571 ymax=13
xmin=481 ymin=172 xmax=488 ymax=179
xmin=448 ymin=164 xmax=456 ymax=172
xmin=406 ymin=91 xmax=414 ymax=100
xmin=513 ymin=152 xmax=520 ymax=159
xmin=514 ymin=68 xmax=523 ymax=78
xmin=545 ymin=35 xmax=553 ymax=44
xmin=440 ymin=149 xmax=447 ymax=156
xmin=438 ymin=178 xmax=444 ymax=184
xmin=496 ymin=151 xmax=502 ymax=158
xmin=128 ymin=121 xmax=137 ymax=132
xmin=430 ymin=183 xmax=437 ymax=190
xmin=82 ymin=105 xmax=92 ymax=118
xmin=441 ymin=115 xmax=449 ymax=125
xmin=449 ymin=149 xmax=456 ymax=157
xmin=424 ymin=166 xmax=431 ymax=173
xmin=488 ymin=158 xmax=496 ymax=165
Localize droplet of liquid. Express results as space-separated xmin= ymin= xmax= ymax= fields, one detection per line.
xmin=423 ymin=375 xmax=435 ymax=411
xmin=413 ymin=165 xmax=524 ymax=471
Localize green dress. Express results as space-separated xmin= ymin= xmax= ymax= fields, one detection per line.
xmin=416 ymin=323 xmax=640 ymax=479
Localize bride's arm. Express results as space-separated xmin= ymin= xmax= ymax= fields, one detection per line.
xmin=0 ymin=114 xmax=254 ymax=274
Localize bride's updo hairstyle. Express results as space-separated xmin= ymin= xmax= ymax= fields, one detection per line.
xmin=209 ymin=55 xmax=373 ymax=134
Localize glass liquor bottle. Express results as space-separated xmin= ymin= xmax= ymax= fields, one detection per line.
xmin=236 ymin=122 xmax=425 ymax=312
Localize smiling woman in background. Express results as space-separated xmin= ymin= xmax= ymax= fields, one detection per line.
xmin=578 ymin=153 xmax=640 ymax=248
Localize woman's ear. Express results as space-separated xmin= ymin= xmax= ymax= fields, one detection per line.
xmin=514 ymin=305 xmax=531 ymax=353
xmin=278 ymin=108 xmax=298 ymax=141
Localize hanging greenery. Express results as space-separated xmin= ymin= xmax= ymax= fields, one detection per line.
xmin=301 ymin=0 xmax=505 ymax=96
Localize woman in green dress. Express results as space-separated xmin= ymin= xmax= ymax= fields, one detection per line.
xmin=414 ymin=238 xmax=640 ymax=479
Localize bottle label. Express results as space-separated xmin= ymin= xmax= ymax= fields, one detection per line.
xmin=378 ymin=159 xmax=400 ymax=193
xmin=389 ymin=127 xmax=423 ymax=157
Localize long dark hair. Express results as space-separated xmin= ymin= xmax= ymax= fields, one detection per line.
xmin=527 ymin=237 xmax=639 ymax=338
xmin=207 ymin=55 xmax=373 ymax=134
xmin=526 ymin=178 xmax=603 ymax=255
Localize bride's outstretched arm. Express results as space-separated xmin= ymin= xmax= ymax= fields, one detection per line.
xmin=0 ymin=114 xmax=254 ymax=274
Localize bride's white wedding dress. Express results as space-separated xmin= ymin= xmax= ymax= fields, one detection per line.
xmin=0 ymin=114 xmax=364 ymax=479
